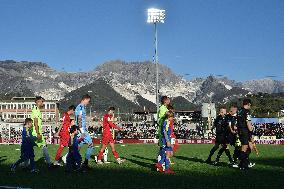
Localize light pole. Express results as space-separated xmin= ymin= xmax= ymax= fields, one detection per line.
xmin=147 ymin=8 xmax=166 ymax=116
xmin=90 ymin=105 xmax=92 ymax=118
xmin=88 ymin=90 xmax=93 ymax=122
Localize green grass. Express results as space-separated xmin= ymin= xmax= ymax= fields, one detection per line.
xmin=0 ymin=144 xmax=283 ymax=189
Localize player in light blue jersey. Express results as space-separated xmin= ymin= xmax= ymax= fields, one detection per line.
xmin=75 ymin=94 xmax=93 ymax=169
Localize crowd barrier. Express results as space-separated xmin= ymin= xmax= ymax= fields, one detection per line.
xmin=2 ymin=137 xmax=284 ymax=145
xmin=52 ymin=138 xmax=215 ymax=144
xmin=52 ymin=138 xmax=284 ymax=145
xmin=1 ymin=123 xmax=283 ymax=145
xmin=254 ymin=139 xmax=284 ymax=145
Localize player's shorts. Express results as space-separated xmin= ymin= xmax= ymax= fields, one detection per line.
xmin=78 ymin=131 xmax=92 ymax=145
xmin=216 ymin=134 xmax=226 ymax=144
xmin=21 ymin=146 xmax=35 ymax=159
xmin=238 ymin=128 xmax=249 ymax=145
xmin=59 ymin=133 xmax=70 ymax=147
xmin=161 ymin=144 xmax=173 ymax=152
xmin=165 ymin=146 xmax=173 ymax=152
xmin=102 ymin=134 xmax=115 ymax=145
xmin=226 ymin=133 xmax=236 ymax=146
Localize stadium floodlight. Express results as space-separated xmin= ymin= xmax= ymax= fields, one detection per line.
xmin=147 ymin=8 xmax=166 ymax=23
xmin=147 ymin=8 xmax=166 ymax=119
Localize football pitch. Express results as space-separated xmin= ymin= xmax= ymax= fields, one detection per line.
xmin=0 ymin=144 xmax=283 ymax=189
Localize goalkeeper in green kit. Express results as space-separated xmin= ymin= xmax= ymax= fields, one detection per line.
xmin=156 ymin=96 xmax=171 ymax=169
xmin=31 ymin=96 xmax=52 ymax=167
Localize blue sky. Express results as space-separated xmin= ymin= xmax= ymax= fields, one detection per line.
xmin=0 ymin=0 xmax=283 ymax=81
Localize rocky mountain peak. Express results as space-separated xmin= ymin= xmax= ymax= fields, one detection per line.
xmin=0 ymin=60 xmax=283 ymax=111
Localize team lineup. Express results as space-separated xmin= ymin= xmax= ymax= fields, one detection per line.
xmin=10 ymin=94 xmax=258 ymax=174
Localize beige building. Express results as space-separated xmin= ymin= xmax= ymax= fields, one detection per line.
xmin=0 ymin=97 xmax=59 ymax=123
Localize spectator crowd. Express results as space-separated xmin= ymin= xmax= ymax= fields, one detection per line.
xmin=253 ymin=122 xmax=284 ymax=139
xmin=0 ymin=124 xmax=53 ymax=144
xmin=87 ymin=121 xmax=205 ymax=140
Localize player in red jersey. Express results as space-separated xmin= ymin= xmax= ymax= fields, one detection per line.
xmin=97 ymin=107 xmax=125 ymax=164
xmin=54 ymin=105 xmax=75 ymax=166
xmin=168 ymin=105 xmax=179 ymax=153
xmin=167 ymin=105 xmax=179 ymax=165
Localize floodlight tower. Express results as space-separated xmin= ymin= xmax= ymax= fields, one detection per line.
xmin=147 ymin=8 xmax=166 ymax=116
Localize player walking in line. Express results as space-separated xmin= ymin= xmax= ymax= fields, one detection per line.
xmin=54 ymin=105 xmax=75 ymax=166
xmin=97 ymin=107 xmax=125 ymax=164
xmin=167 ymin=105 xmax=179 ymax=165
xmin=11 ymin=118 xmax=38 ymax=173
xmin=75 ymin=94 xmax=93 ymax=169
xmin=205 ymin=107 xmax=227 ymax=164
xmin=31 ymin=96 xmax=52 ymax=167
xmin=157 ymin=96 xmax=171 ymax=163
xmin=155 ymin=111 xmax=175 ymax=174
xmin=168 ymin=105 xmax=179 ymax=153
xmin=66 ymin=125 xmax=84 ymax=172
xmin=213 ymin=105 xmax=237 ymax=166
xmin=237 ymin=99 xmax=254 ymax=170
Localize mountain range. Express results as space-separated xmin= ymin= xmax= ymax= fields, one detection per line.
xmin=1 ymin=60 xmax=283 ymax=112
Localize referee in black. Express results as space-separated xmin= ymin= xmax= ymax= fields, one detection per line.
xmin=225 ymin=104 xmax=241 ymax=166
xmin=205 ymin=107 xmax=227 ymax=164
xmin=237 ymin=99 xmax=253 ymax=170
xmin=213 ymin=104 xmax=237 ymax=166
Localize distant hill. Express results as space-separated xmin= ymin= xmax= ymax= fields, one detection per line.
xmin=59 ymin=78 xmax=155 ymax=113
xmin=222 ymin=92 xmax=284 ymax=117
xmin=1 ymin=60 xmax=284 ymax=113
xmin=171 ymin=96 xmax=199 ymax=111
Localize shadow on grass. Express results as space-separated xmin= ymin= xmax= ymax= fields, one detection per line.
xmin=35 ymin=157 xmax=46 ymax=165
xmin=175 ymin=155 xmax=232 ymax=168
xmin=132 ymin=155 xmax=156 ymax=162
xmin=253 ymin=158 xmax=284 ymax=168
xmin=175 ymin=156 xmax=205 ymax=164
xmin=1 ymin=146 xmax=284 ymax=189
xmin=125 ymin=157 xmax=155 ymax=170
xmin=0 ymin=159 xmax=284 ymax=189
